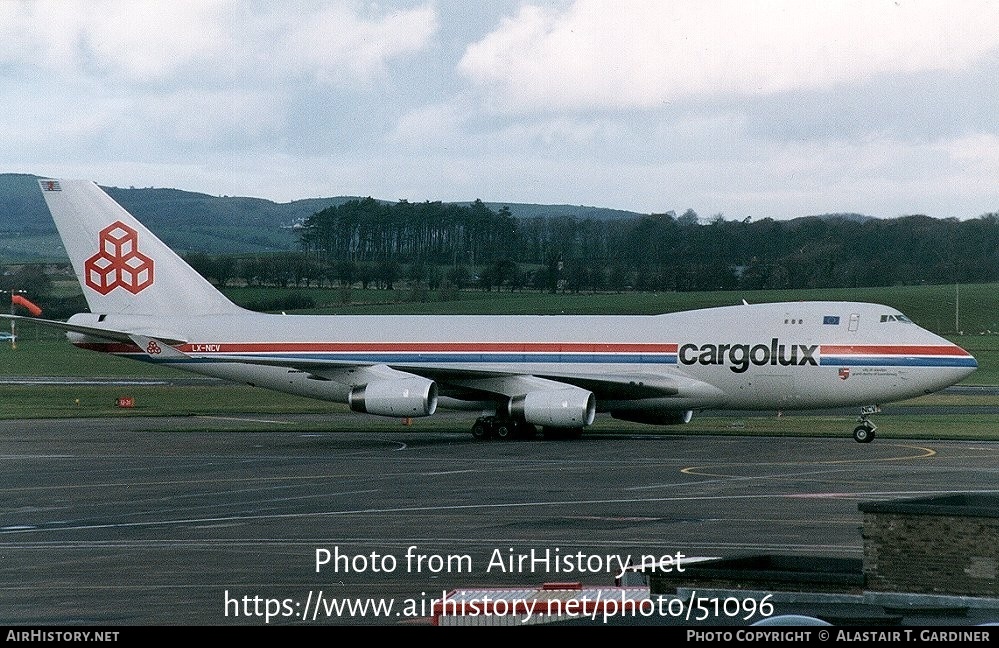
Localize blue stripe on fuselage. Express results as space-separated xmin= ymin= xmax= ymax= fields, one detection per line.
xmin=820 ymin=356 xmax=978 ymax=368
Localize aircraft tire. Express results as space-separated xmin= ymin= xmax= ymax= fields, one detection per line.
xmin=853 ymin=425 xmax=874 ymax=443
xmin=494 ymin=422 xmax=516 ymax=440
xmin=471 ymin=421 xmax=491 ymax=441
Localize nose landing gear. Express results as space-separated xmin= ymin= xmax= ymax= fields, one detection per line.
xmin=853 ymin=405 xmax=880 ymax=443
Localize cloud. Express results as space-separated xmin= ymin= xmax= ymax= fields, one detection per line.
xmin=133 ymin=89 xmax=287 ymax=145
xmin=0 ymin=81 xmax=126 ymax=154
xmin=0 ymin=1 xmax=440 ymax=162
xmin=0 ymin=1 xmax=437 ymax=83
xmin=2 ymin=0 xmax=996 ymax=222
xmin=388 ymin=101 xmax=466 ymax=148
xmin=0 ymin=0 xmax=230 ymax=81
xmin=459 ymin=0 xmax=999 ymax=111
xmin=281 ymin=3 xmax=437 ymax=83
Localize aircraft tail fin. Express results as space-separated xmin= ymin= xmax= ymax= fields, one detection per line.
xmin=38 ymin=179 xmax=242 ymax=317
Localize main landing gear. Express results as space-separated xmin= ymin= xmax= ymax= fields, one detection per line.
xmin=471 ymin=416 xmax=582 ymax=441
xmin=852 ymin=405 xmax=881 ymax=443
xmin=471 ymin=416 xmax=537 ymax=440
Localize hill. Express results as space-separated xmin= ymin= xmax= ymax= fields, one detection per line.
xmin=0 ymin=174 xmax=354 ymax=260
xmin=0 ymin=173 xmax=648 ymax=262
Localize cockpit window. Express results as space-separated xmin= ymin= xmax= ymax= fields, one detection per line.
xmin=880 ymin=314 xmax=913 ymax=323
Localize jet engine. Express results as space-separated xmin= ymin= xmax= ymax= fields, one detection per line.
xmin=348 ymin=377 xmax=438 ymax=417
xmin=509 ymin=388 xmax=596 ymax=428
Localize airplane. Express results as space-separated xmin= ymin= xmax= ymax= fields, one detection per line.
xmin=1 ymin=179 xmax=978 ymax=443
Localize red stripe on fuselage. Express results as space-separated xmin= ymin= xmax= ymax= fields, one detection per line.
xmin=78 ymin=341 xmax=969 ymax=358
xmin=177 ymin=342 xmax=681 ymax=354
xmin=73 ymin=341 xmax=680 ymax=355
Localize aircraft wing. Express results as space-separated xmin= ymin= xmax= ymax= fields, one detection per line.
xmin=183 ymin=347 xmax=693 ymax=402
xmin=410 ymin=367 xmax=681 ymax=400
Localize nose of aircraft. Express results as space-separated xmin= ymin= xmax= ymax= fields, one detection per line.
xmin=959 ymin=343 xmax=978 ymax=378
xmin=917 ymin=326 xmax=978 ymax=387
xmin=940 ymin=334 xmax=977 ymax=382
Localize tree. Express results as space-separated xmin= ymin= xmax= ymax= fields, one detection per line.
xmin=678 ymin=208 xmax=699 ymax=226
xmin=376 ymin=260 xmax=400 ymax=290
xmin=1 ymin=264 xmax=52 ymax=303
xmin=337 ymin=260 xmax=357 ymax=287
xmin=446 ymin=265 xmax=470 ymax=289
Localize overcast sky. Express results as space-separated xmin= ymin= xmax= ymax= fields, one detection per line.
xmin=2 ymin=0 xmax=998 ymax=220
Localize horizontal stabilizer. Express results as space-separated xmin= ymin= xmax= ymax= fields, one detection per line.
xmin=0 ymin=314 xmax=187 ymax=346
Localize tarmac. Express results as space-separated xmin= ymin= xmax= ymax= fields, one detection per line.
xmin=3 ymin=413 xmax=999 ymax=625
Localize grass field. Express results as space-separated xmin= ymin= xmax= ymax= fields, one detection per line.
xmin=224 ymin=282 xmax=999 ymax=332
xmin=38 ymin=280 xmax=999 ymax=330
xmin=0 ymin=383 xmax=334 ymax=419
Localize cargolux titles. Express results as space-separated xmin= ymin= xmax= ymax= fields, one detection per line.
xmin=679 ymin=338 xmax=818 ymax=373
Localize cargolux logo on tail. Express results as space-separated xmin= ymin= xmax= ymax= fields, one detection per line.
xmin=84 ymin=221 xmax=154 ymax=295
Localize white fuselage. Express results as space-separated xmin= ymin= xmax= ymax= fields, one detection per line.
xmin=68 ymin=300 xmax=976 ymax=416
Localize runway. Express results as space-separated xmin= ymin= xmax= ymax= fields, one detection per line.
xmin=2 ymin=415 xmax=999 ymax=625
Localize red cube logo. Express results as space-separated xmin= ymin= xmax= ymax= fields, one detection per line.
xmin=84 ymin=221 xmax=155 ymax=295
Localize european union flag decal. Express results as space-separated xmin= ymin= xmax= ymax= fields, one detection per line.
xmin=823 ymin=315 xmax=840 ymax=325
